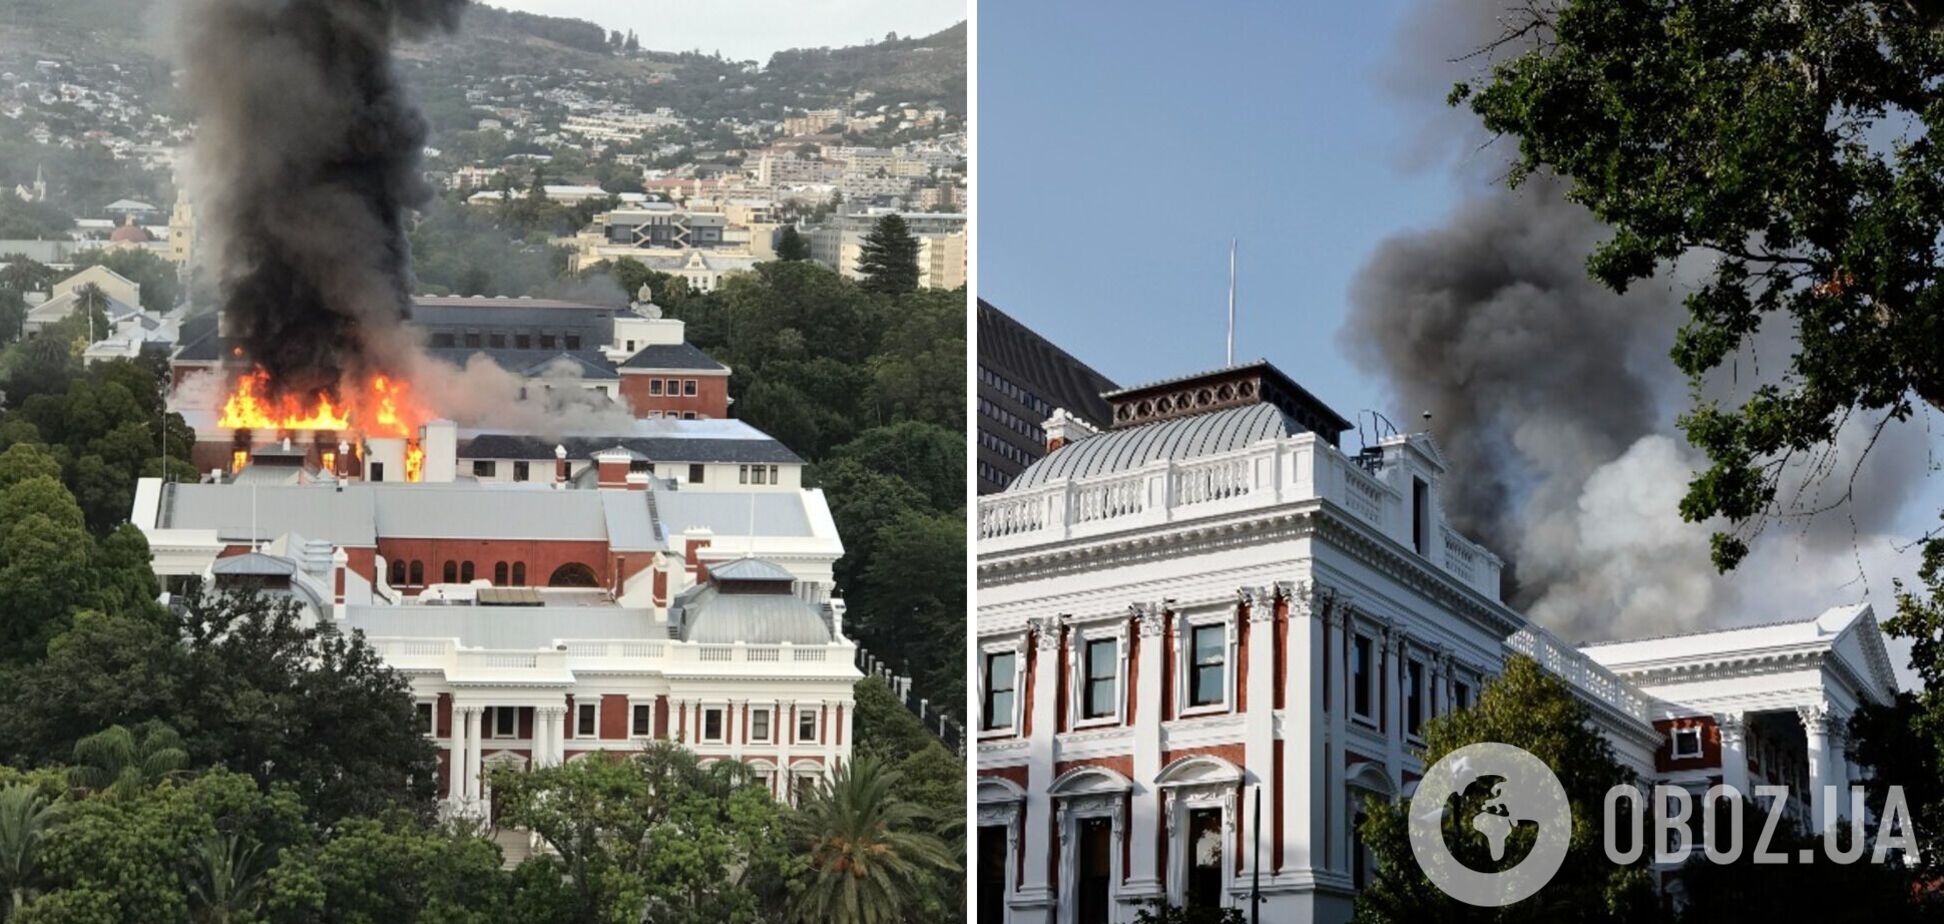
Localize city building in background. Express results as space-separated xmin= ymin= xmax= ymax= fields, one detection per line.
xmin=975 ymin=300 xmax=1117 ymax=494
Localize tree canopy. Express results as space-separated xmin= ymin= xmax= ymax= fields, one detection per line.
xmin=856 ymin=214 xmax=920 ymax=295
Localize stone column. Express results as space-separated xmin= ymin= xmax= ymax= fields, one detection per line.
xmin=1018 ymin=616 xmax=1064 ymax=907
xmin=448 ymin=706 xmax=473 ymax=806
xmin=1801 ymin=705 xmax=1832 ymax=832
xmin=1324 ymin=592 xmax=1349 ymax=875
xmin=1829 ymin=720 xmax=1852 ymax=820
xmin=1717 ymin=712 xmax=1750 ymax=798
xmin=1241 ymin=588 xmax=1275 ymax=877
xmin=1126 ymin=603 xmax=1167 ymax=897
xmin=463 ymin=706 xmax=484 ymax=804
xmin=1279 ymin=583 xmax=1326 ymax=875
xmin=1384 ymin=627 xmax=1406 ymax=790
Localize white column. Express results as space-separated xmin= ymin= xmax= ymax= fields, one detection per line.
xmin=1829 ymin=720 xmax=1852 ymax=820
xmin=1279 ymin=583 xmax=1326 ymax=875
xmin=1325 ymin=595 xmax=1350 ymax=875
xmin=1241 ymin=588 xmax=1274 ymax=878
xmin=1801 ymin=705 xmax=1831 ymax=831
xmin=1384 ymin=627 xmax=1406 ymax=790
xmin=1126 ymin=603 xmax=1166 ymax=896
xmin=464 ymin=706 xmax=484 ymax=803
xmin=1718 ymin=712 xmax=1750 ymax=798
xmin=774 ymin=699 xmax=791 ymax=797
xmin=1018 ymin=616 xmax=1064 ymax=906
xmin=448 ymin=706 xmax=471 ymax=806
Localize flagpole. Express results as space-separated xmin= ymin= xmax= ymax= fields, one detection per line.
xmin=1227 ymin=238 xmax=1237 ymax=367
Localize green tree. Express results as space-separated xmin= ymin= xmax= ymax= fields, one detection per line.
xmin=855 ymin=214 xmax=919 ymax=295
xmin=263 ymin=816 xmax=510 ymax=923
xmin=786 ymin=756 xmax=956 ymax=924
xmin=1454 ymin=1 xmax=1944 ymax=571
xmin=67 ymin=722 xmax=187 ymax=800
xmin=775 ymin=225 xmax=810 ymax=261
xmin=854 ymin=508 xmax=965 ymax=713
xmin=69 ymin=249 xmax=181 ymax=314
xmin=0 ymin=784 xmax=56 ymax=919
xmin=1352 ymin=656 xmax=1657 ymax=923
xmin=489 ymin=743 xmax=793 ymax=924
xmin=181 ymin=831 xmax=267 ymax=924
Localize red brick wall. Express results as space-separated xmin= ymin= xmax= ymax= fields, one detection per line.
xmin=617 ymin=372 xmax=729 ymax=419
xmin=601 ymin=695 xmax=630 ymax=739
xmin=1655 ymin=716 xmax=1721 ymax=773
xmin=654 ymin=694 xmax=670 ymax=739
xmin=374 ymin=538 xmax=608 ymax=588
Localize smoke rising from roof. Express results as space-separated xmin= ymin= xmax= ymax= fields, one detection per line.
xmin=1346 ymin=0 xmax=1933 ymax=644
xmin=175 ymin=0 xmax=469 ymax=399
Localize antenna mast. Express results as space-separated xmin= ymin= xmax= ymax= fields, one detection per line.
xmin=1226 ymin=239 xmax=1237 ymax=366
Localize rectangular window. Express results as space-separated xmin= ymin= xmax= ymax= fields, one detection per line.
xmin=473 ymin=460 xmax=497 ymax=477
xmin=650 ymin=379 xmax=663 ymax=395
xmin=1353 ymin=636 xmax=1374 ymax=719
xmin=1671 ymin=727 xmax=1703 ymax=759
xmin=513 ymin=460 xmax=529 ymax=482
xmin=1406 ymin=659 xmax=1425 ymax=736
xmin=768 ymin=465 xmax=779 ymax=483
xmin=739 ymin=465 xmax=749 ymax=484
xmin=626 ymin=340 xmax=636 ymax=352
xmin=514 ymin=333 xmax=531 ymax=349
xmin=487 ymin=332 xmax=506 ymax=349
xmin=703 ymin=707 xmax=725 ymax=743
xmin=1413 ymin=477 xmax=1430 ymax=555
xmin=1189 ymin=624 xmax=1225 ymax=708
xmin=688 ymin=463 xmax=704 ymax=483
xmin=797 ymin=708 xmax=818 ymax=743
xmin=751 ymin=707 xmax=772 ymax=743
xmin=682 ymin=411 xmax=697 ymax=420
xmin=493 ymin=706 xmax=516 ymax=738
xmin=751 ymin=465 xmax=767 ymax=485
xmin=370 ymin=462 xmax=385 ymax=482
xmin=576 ymin=702 xmax=598 ymax=737
xmin=684 ymin=379 xmax=698 ymax=396
xmin=983 ymin=652 xmax=1016 ymax=730
xmin=565 ymin=334 xmax=581 ymax=350
xmin=430 ymin=332 xmax=455 ymax=348
xmin=416 ymin=702 xmax=435 ymax=736
xmin=463 ymin=331 xmax=481 ymax=348
xmin=631 ymin=704 xmax=652 ymax=737
xmin=1454 ymin=681 xmax=1472 ymax=712
xmin=539 ymin=334 xmax=556 ymax=349
xmin=1082 ymin=638 xmax=1117 ymax=719
xmin=665 ymin=378 xmax=680 ymax=394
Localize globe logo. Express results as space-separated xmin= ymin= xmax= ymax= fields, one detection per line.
xmin=1406 ymin=742 xmax=1572 ymax=906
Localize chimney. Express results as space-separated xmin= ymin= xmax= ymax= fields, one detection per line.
xmin=625 ymin=470 xmax=651 ymax=491
xmin=594 ymin=449 xmax=631 ymax=489
xmin=682 ymin=527 xmax=713 ymax=581
xmin=554 ymin=444 xmax=569 ymax=487
xmin=1043 ymin=407 xmax=1098 ymax=453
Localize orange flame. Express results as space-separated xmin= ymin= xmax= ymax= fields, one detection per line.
xmin=216 ymin=367 xmax=429 ymax=479
xmin=218 ymin=370 xmax=351 ymax=431
xmin=404 ymin=440 xmax=425 ymax=483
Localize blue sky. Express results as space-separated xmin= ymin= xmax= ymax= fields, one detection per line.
xmin=978 ymin=0 xmax=1448 ymax=417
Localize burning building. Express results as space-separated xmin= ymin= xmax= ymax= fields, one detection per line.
xmin=972 ymin=359 xmax=1898 ymax=923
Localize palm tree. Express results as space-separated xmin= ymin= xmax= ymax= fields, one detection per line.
xmin=0 ymin=784 xmax=56 ymax=920
xmin=182 ymin=831 xmax=266 ymax=924
xmin=786 ymin=756 xmax=957 ymax=924
xmin=68 ymin=721 xmax=188 ymax=799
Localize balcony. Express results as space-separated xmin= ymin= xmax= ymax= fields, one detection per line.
xmin=977 ymin=432 xmax=1504 ymax=600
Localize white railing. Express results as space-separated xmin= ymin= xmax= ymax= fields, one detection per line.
xmin=794 ymin=648 xmax=827 ymax=662
xmin=1338 ymin=461 xmax=1388 ymax=528
xmin=1071 ymin=472 xmax=1146 ymax=523
xmin=1504 ymin=626 xmax=1650 ymax=724
xmin=1171 ymin=455 xmax=1251 ymax=506
xmin=699 ymin=645 xmax=734 ymax=662
xmin=365 ymin=636 xmax=857 ymax=678
xmin=1441 ymin=526 xmax=1477 ymax=582
xmin=979 ymin=491 xmax=1049 ymax=538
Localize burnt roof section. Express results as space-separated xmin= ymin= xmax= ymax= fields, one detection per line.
xmin=457 ymin=434 xmax=803 ymax=465
xmin=1103 ymin=359 xmax=1351 ymax=443
xmin=173 ymin=313 xmax=223 ymax=362
xmin=618 ymin=342 xmax=729 ymax=372
xmin=977 ymin=300 xmax=1117 ymax=429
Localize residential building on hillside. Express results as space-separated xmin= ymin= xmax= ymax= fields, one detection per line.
xmin=807 ymin=211 xmax=967 ymax=291
xmin=973 ymin=359 xmax=1897 ymax=924
xmin=975 ymin=301 xmax=1118 ymax=494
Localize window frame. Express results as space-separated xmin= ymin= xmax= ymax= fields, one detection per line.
xmin=1351 ymin=633 xmax=1377 ymax=725
xmin=1670 ymin=725 xmax=1704 ymax=760
xmin=576 ymin=700 xmax=599 ymax=738
xmin=415 ymin=700 xmax=436 ymax=737
xmin=631 ymin=702 xmax=654 ymax=738
xmin=1405 ymin=657 xmax=1426 ymax=739
xmin=796 ymin=707 xmax=819 ymax=744
xmin=1178 ymin=614 xmax=1231 ymax=715
xmin=749 ymin=706 xmax=773 ymax=744
xmin=1068 ymin=623 xmax=1125 ymax=728
xmin=701 ymin=706 xmax=727 ymax=744
xmin=490 ymin=705 xmax=518 ymax=739
xmin=980 ymin=644 xmax=1021 ymax=735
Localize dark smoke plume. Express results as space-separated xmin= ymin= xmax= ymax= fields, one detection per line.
xmin=176 ymin=0 xmax=469 ymax=398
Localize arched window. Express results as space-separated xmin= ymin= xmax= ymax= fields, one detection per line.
xmin=461 ymin=561 xmax=476 ymax=583
xmin=548 ymin=562 xmax=599 ymax=587
xmin=409 ymin=560 xmax=424 ymax=586
xmin=494 ymin=561 xmax=508 ymax=585
xmin=388 ymin=559 xmax=405 ymax=587
xmin=442 ymin=561 xmax=457 ymax=584
xmin=512 ymin=562 xmax=527 ymax=585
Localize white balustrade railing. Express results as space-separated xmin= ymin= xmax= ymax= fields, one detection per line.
xmin=364 ymin=636 xmax=856 ymax=677
xmin=1171 ymin=454 xmax=1251 ymax=506
xmin=1504 ymin=626 xmax=1650 ymax=724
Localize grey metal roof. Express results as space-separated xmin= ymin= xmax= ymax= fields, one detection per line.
xmin=371 ymin=485 xmax=611 ymax=540
xmin=708 ymin=558 xmax=795 ymax=582
xmin=671 ymin=584 xmax=832 ymax=645
xmin=456 ymin=434 xmax=802 ymax=465
xmin=618 ymin=342 xmax=728 ymax=371
xmin=171 ymin=313 xmax=222 ymax=362
xmin=210 ymin=552 xmax=296 ymax=576
xmin=162 ymin=482 xmax=380 ymax=546
xmin=655 ymin=490 xmax=814 ymax=538
xmin=345 ymin=604 xmax=661 ymax=649
xmin=599 ymin=490 xmax=662 ymax=550
xmin=519 ymin=352 xmax=619 ymax=380
xmin=424 ymin=347 xmax=618 ymax=378
xmin=1007 ymin=402 xmax=1301 ymax=491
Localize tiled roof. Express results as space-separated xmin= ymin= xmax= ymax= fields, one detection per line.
xmin=618 ymin=341 xmax=728 ymax=372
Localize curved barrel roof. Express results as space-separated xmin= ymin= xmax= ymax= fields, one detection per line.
xmin=1008 ymin=402 xmax=1302 ymax=491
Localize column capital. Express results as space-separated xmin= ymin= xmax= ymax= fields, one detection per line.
xmin=1029 ymin=615 xmax=1065 ymax=651
xmin=1717 ymin=711 xmax=1746 ymax=745
xmin=1132 ymin=602 xmax=1169 ymax=638
xmin=1241 ymin=586 xmax=1274 ymax=622
xmin=455 ymin=704 xmax=485 ymax=716
xmin=537 ymin=704 xmax=568 ymax=717
xmin=1798 ymin=703 xmax=1831 ymax=734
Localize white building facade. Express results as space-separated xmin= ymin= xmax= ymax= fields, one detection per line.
xmin=973 ymin=361 xmax=1896 ymax=924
